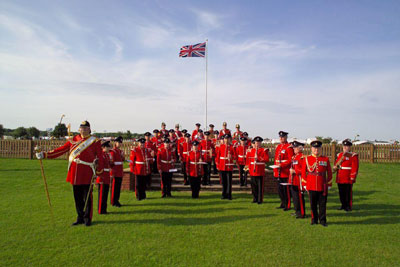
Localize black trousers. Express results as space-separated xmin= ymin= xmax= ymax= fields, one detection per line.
xmin=182 ymin=162 xmax=188 ymax=183
xmin=276 ymin=177 xmax=291 ymax=209
xmin=309 ymin=190 xmax=327 ymax=224
xmin=338 ymin=183 xmax=353 ymax=209
xmin=152 ymin=157 xmax=158 ymax=173
xmin=189 ymin=176 xmax=201 ymax=198
xmin=136 ymin=175 xmax=149 ymax=200
xmin=239 ymin=165 xmax=248 ymax=186
xmin=212 ymin=157 xmax=218 ymax=174
xmin=251 ymin=176 xmax=264 ymax=203
xmin=110 ymin=177 xmax=122 ymax=205
xmin=202 ymin=162 xmax=211 ymax=185
xmin=73 ymin=184 xmax=93 ymax=222
xmin=291 ymin=185 xmax=305 ymax=217
xmin=220 ymin=171 xmax=233 ymax=199
xmin=146 ymin=173 xmax=152 ymax=188
xmin=97 ymin=184 xmax=109 ymax=214
xmin=161 ymin=172 xmax=173 ymax=196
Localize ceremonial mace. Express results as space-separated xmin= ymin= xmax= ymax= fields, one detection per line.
xmin=35 ymin=146 xmax=55 ymax=225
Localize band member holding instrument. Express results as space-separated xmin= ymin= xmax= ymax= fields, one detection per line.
xmin=200 ymin=131 xmax=214 ymax=185
xmin=151 ymin=129 xmax=162 ymax=173
xmin=212 ymin=130 xmax=219 ymax=174
xmin=110 ymin=136 xmax=125 ymax=207
xmin=97 ymin=141 xmax=112 ymax=214
xmin=35 ymin=120 xmax=104 ymax=226
xmin=246 ymin=136 xmax=269 ymax=204
xmin=174 ymin=124 xmax=183 ymax=139
xmin=179 ymin=133 xmax=192 ymax=185
xmin=301 ymin=140 xmax=332 ymax=227
xmin=274 ymin=131 xmax=294 ymax=211
xmin=209 ymin=124 xmax=216 ymax=139
xmin=157 ymin=138 xmax=176 ymax=198
xmin=236 ymin=137 xmax=249 ymax=186
xmin=333 ymin=139 xmax=359 ymax=211
xmin=130 ymin=138 xmax=154 ymax=200
xmin=218 ymin=122 xmax=231 ymax=140
xmin=144 ymin=132 xmax=156 ymax=187
xmin=216 ymin=134 xmax=236 ymax=200
xmin=160 ymin=122 xmax=168 ymax=136
xmin=232 ymin=124 xmax=243 ymax=142
xmin=192 ymin=123 xmax=201 ymax=141
xmin=289 ymin=141 xmax=306 ymax=219
xmin=187 ymin=141 xmax=204 ymax=198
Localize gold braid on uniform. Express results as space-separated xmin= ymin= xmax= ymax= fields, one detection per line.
xmin=305 ymin=156 xmax=317 ymax=173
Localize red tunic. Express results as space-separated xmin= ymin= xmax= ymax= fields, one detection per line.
xmin=151 ymin=136 xmax=162 ymax=149
xmin=235 ymin=144 xmax=248 ymax=166
xmin=301 ymin=155 xmax=332 ymax=192
xmin=46 ymin=135 xmax=104 ymax=185
xmin=273 ymin=142 xmax=294 ymax=178
xmin=289 ymin=153 xmax=304 ymax=187
xmin=232 ymin=130 xmax=243 ymax=140
xmin=110 ymin=147 xmax=124 ymax=177
xmin=200 ymin=139 xmax=214 ymax=162
xmin=145 ymin=140 xmax=156 ymax=153
xmin=97 ymin=152 xmax=111 ymax=184
xmin=218 ymin=129 xmax=231 ymax=139
xmin=186 ymin=150 xmax=204 ymax=177
xmin=157 ymin=147 xmax=176 ymax=172
xmin=129 ymin=147 xmax=153 ymax=176
xmin=216 ymin=144 xmax=236 ymax=171
xmin=191 ymin=129 xmax=200 ymax=141
xmin=335 ymin=152 xmax=359 ymax=184
xmin=246 ymin=147 xmax=269 ymax=176
xmin=179 ymin=141 xmax=192 ymax=162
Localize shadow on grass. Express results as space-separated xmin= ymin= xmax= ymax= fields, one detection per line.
xmin=94 ymin=214 xmax=272 ymax=226
xmin=0 ymin=168 xmax=39 ymax=172
xmin=109 ymin=207 xmax=246 ymax=215
xmin=329 ymin=203 xmax=400 ymax=225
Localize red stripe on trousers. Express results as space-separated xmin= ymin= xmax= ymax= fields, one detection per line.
xmin=299 ymin=190 xmax=304 ymax=216
xmin=350 ymin=184 xmax=353 ymax=208
xmin=111 ymin=179 xmax=115 ymax=205
xmin=98 ymin=184 xmax=103 ymax=214
xmin=135 ymin=175 xmax=138 ymax=198
xmin=286 ymin=185 xmax=291 ymax=209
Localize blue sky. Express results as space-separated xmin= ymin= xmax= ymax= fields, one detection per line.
xmin=1 ymin=0 xmax=399 ymax=140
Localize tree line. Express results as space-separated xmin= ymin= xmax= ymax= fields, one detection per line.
xmin=0 ymin=123 xmax=142 ymax=140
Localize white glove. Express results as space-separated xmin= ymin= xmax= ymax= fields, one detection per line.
xmin=36 ymin=152 xmax=44 ymax=160
xmin=328 ymin=186 xmax=332 ymax=190
xmin=303 ymin=186 xmax=307 ymax=191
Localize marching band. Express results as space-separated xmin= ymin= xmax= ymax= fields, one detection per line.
xmin=35 ymin=120 xmax=359 ymax=227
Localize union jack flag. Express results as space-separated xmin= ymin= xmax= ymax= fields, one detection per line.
xmin=179 ymin=42 xmax=206 ymax=57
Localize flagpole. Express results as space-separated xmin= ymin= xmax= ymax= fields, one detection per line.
xmin=205 ymin=39 xmax=208 ymax=131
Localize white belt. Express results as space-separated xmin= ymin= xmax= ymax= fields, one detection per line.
xmin=103 ymin=168 xmax=110 ymax=172
xmin=114 ymin=162 xmax=123 ymax=165
xmin=251 ymin=162 xmax=265 ymax=165
xmin=190 ymin=162 xmax=201 ymax=165
xmin=340 ymin=167 xmax=352 ymax=170
xmin=277 ymin=160 xmax=287 ymax=163
xmin=183 ymin=152 xmax=189 ymax=154
xmin=161 ymin=160 xmax=173 ymax=164
xmin=73 ymin=159 xmax=96 ymax=175
xmin=238 ymin=155 xmax=245 ymax=158
xmin=220 ymin=157 xmax=231 ymax=160
xmin=135 ymin=161 xmax=145 ymax=164
xmin=202 ymin=150 xmax=212 ymax=152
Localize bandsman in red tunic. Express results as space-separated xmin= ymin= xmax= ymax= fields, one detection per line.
xmin=232 ymin=124 xmax=243 ymax=142
xmin=157 ymin=138 xmax=176 ymax=197
xmin=208 ymin=124 xmax=216 ymax=139
xmin=151 ymin=129 xmax=162 ymax=173
xmin=191 ymin=123 xmax=201 ymax=141
xmin=160 ymin=122 xmax=168 ymax=136
xmin=218 ymin=122 xmax=231 ymax=140
xmin=216 ymin=134 xmax=236 ymax=200
xmin=301 ymin=140 xmax=332 ymax=226
xmin=236 ymin=137 xmax=249 ymax=186
xmin=179 ymin=133 xmax=192 ymax=185
xmin=174 ymin=124 xmax=183 ymax=139
xmin=274 ymin=131 xmax=294 ymax=211
xmin=333 ymin=139 xmax=359 ymax=212
xmin=144 ymin=132 xmax=156 ymax=186
xmin=289 ymin=141 xmax=306 ymax=218
xmin=246 ymin=136 xmax=269 ymax=204
xmin=211 ymin=130 xmax=219 ymax=174
xmin=130 ymin=138 xmax=154 ymax=200
xmin=200 ymin=131 xmax=214 ymax=185
xmin=110 ymin=136 xmax=125 ymax=207
xmin=96 ymin=141 xmax=112 ymax=214
xmin=186 ymin=141 xmax=204 ymax=198
xmin=35 ymin=121 xmax=104 ymax=226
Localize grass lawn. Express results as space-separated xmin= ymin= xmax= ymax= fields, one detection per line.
xmin=0 ymin=158 xmax=399 ymax=266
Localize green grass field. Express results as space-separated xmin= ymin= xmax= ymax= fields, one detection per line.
xmin=0 ymin=158 xmax=399 ymax=266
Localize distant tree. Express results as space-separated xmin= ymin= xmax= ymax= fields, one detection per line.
xmin=52 ymin=123 xmax=68 ymax=138
xmin=27 ymin=127 xmax=40 ymax=138
xmin=12 ymin=127 xmax=28 ymax=139
xmin=315 ymin=136 xmax=332 ymax=144
xmin=124 ymin=130 xmax=133 ymax=140
xmin=0 ymin=124 xmax=3 ymax=139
